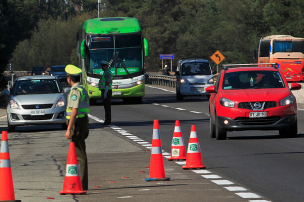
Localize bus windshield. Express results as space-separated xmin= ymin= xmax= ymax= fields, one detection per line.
xmin=87 ymin=34 xmax=143 ymax=76
xmin=273 ymin=40 xmax=304 ymax=54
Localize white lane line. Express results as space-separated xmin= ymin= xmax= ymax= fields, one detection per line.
xmin=202 ymin=175 xmax=222 ymax=179
xmin=249 ymin=200 xmax=271 ymax=202
xmin=162 ymin=152 xmax=170 ymax=156
xmin=192 ymin=170 xmax=211 ymax=174
xmin=161 ymin=105 xmax=170 ymax=107
xmin=235 ymin=193 xmax=261 ymax=199
xmin=224 ymin=186 xmax=247 ymax=191
xmin=175 ymin=161 xmax=186 ymax=165
xmin=212 ymin=180 xmax=234 ymax=185
xmin=153 ymin=103 xmax=160 ymax=105
xmin=190 ymin=111 xmax=202 ymax=114
xmin=137 ymin=142 xmax=149 ymax=144
xmin=175 ymin=108 xmax=186 ymax=110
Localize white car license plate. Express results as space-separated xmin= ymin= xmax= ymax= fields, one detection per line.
xmin=112 ymin=91 xmax=121 ymax=95
xmin=31 ymin=110 xmax=45 ymax=116
xmin=249 ymin=112 xmax=267 ymax=118
xmin=286 ymin=77 xmax=292 ymax=79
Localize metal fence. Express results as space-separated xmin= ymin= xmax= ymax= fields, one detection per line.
xmin=145 ymin=73 xmax=176 ymax=88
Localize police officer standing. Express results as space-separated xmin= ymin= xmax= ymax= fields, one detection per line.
xmin=98 ymin=61 xmax=113 ymax=125
xmin=65 ymin=64 xmax=90 ymax=190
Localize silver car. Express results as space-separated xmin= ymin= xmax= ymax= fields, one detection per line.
xmin=6 ymin=75 xmax=67 ymax=132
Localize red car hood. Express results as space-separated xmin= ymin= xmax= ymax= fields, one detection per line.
xmin=222 ymin=88 xmax=291 ymax=103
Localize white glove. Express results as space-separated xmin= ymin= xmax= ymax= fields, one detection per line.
xmin=104 ymin=86 xmax=109 ymax=99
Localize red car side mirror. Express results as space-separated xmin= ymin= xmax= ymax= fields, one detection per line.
xmin=206 ymin=85 xmax=216 ymax=93
xmin=290 ymin=83 xmax=302 ymax=90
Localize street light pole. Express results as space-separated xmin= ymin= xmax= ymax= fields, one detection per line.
xmin=98 ymin=0 xmax=101 ymax=18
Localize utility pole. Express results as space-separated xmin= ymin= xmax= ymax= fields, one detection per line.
xmin=98 ymin=0 xmax=101 ymax=18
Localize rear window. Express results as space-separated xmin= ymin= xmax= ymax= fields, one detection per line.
xmin=51 ymin=66 xmax=65 ymax=72
xmin=181 ymin=62 xmax=211 ymax=76
xmin=223 ymin=70 xmax=285 ymax=90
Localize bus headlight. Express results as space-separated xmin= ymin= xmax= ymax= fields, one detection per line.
xmin=88 ymin=81 xmax=98 ymax=87
xmin=136 ymin=79 xmax=144 ymax=85
xmin=180 ymin=78 xmax=186 ymax=84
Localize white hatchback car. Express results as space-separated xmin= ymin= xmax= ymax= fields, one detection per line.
xmin=175 ymin=58 xmax=215 ymax=100
xmin=5 ymin=75 xmax=67 ymax=132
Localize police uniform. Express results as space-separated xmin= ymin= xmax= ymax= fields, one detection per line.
xmin=65 ymin=64 xmax=90 ymax=190
xmin=98 ymin=62 xmax=113 ymax=125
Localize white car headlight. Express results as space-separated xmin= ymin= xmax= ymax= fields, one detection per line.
xmin=220 ymin=97 xmax=235 ymax=108
xmin=180 ymin=78 xmax=186 ymax=84
xmin=208 ymin=78 xmax=214 ymax=84
xmin=10 ymin=99 xmax=20 ymax=109
xmin=280 ymin=95 xmax=294 ymax=106
xmin=88 ymin=80 xmax=98 ymax=87
xmin=55 ymin=97 xmax=66 ymax=108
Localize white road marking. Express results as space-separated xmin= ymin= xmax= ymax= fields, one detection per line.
xmin=202 ymin=175 xmax=222 ymax=179
xmin=175 ymin=161 xmax=186 ymax=165
xmin=190 ymin=111 xmax=202 ymax=114
xmin=175 ymin=108 xmax=186 ymax=110
xmin=192 ymin=170 xmax=211 ymax=174
xmin=0 ymin=115 xmax=7 ymax=119
xmin=224 ymin=186 xmax=247 ymax=191
xmin=212 ymin=180 xmax=234 ymax=185
xmin=235 ymin=192 xmax=261 ymax=199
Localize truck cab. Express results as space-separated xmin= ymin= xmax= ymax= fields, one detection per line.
xmin=175 ymin=58 xmax=215 ymax=100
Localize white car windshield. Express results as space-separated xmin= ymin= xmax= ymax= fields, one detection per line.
xmin=14 ymin=79 xmax=61 ymax=95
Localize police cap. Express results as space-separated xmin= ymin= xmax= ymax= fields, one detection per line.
xmin=65 ymin=65 xmax=82 ymax=76
xmin=101 ymin=61 xmax=109 ymax=66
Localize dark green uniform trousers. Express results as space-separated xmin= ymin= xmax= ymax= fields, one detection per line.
xmin=69 ymin=115 xmax=89 ymax=190
xmin=101 ymin=89 xmax=112 ymax=124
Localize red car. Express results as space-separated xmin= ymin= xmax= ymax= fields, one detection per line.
xmin=206 ymin=64 xmax=302 ymax=140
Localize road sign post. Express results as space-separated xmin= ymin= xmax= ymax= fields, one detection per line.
xmin=160 ymin=54 xmax=174 ymax=71
xmin=210 ymin=51 xmax=225 ymax=73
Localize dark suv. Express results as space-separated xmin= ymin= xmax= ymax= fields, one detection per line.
xmin=32 ymin=66 xmax=45 ymax=75
xmin=49 ymin=65 xmax=67 ymax=82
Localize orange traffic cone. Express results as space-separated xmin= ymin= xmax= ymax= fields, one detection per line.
xmin=0 ymin=131 xmax=21 ymax=202
xmin=145 ymin=120 xmax=170 ymax=181
xmin=59 ymin=142 xmax=87 ymax=195
xmin=182 ymin=125 xmax=206 ymax=169
xmin=168 ymin=120 xmax=186 ymax=161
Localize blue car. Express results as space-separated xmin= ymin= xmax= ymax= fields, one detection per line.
xmin=50 ymin=65 xmax=67 ymax=82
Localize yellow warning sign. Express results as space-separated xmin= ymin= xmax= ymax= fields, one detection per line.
xmin=210 ymin=50 xmax=225 ymax=65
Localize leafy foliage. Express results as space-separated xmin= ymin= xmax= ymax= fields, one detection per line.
xmin=3 ymin=0 xmax=304 ymax=76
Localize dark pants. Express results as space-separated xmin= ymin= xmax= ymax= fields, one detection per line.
xmin=68 ymin=115 xmax=89 ymax=190
xmin=101 ymin=89 xmax=112 ymax=124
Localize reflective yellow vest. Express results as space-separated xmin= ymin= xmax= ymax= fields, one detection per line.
xmin=98 ymin=69 xmax=113 ymax=90
xmin=66 ymin=85 xmax=90 ymax=119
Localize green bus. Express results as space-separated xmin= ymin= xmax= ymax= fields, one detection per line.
xmin=77 ymin=17 xmax=149 ymax=103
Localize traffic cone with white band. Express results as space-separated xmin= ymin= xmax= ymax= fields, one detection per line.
xmin=59 ymin=142 xmax=87 ymax=195
xmin=182 ymin=125 xmax=206 ymax=169
xmin=168 ymin=120 xmax=186 ymax=161
xmin=145 ymin=120 xmax=170 ymax=181
xmin=0 ymin=131 xmax=21 ymax=202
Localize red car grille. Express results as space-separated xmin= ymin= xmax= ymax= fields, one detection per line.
xmin=238 ymin=101 xmax=277 ymax=110
xmin=234 ymin=116 xmax=281 ymax=125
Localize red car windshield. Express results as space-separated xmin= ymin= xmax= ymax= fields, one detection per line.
xmin=223 ymin=70 xmax=285 ymax=90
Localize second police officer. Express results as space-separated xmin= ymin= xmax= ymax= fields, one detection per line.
xmin=98 ymin=61 xmax=113 ymax=125
xmin=65 ymin=64 xmax=90 ymax=190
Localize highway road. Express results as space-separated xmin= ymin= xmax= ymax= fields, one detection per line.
xmin=88 ymin=84 xmax=304 ymax=202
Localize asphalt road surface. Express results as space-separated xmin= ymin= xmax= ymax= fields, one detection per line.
xmin=89 ymin=84 xmax=304 ymax=202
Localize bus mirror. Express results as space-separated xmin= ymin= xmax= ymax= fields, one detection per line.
xmin=80 ymin=40 xmax=86 ymax=59
xmin=253 ymin=48 xmax=258 ymax=59
xmin=144 ymin=38 xmax=149 ymax=57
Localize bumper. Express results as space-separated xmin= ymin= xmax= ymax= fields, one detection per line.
xmin=217 ymin=114 xmax=297 ymax=131
xmin=88 ymin=83 xmax=145 ymax=99
xmin=7 ymin=107 xmax=66 ymax=126
xmin=180 ymin=84 xmax=213 ymax=96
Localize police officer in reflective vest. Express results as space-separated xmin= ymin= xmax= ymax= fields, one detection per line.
xmin=65 ymin=64 xmax=90 ymax=190
xmin=98 ymin=61 xmax=113 ymax=125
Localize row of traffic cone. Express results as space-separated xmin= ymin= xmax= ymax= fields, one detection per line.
xmin=146 ymin=120 xmax=206 ymax=181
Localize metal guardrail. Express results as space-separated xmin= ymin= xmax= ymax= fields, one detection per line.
xmin=2 ymin=71 xmax=32 ymax=76
xmin=145 ymin=73 xmax=177 ymax=88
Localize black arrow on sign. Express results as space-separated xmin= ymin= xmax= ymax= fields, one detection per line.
xmin=215 ymin=54 xmax=221 ymax=61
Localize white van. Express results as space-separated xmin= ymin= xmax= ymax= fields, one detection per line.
xmin=175 ymin=58 xmax=215 ymax=100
